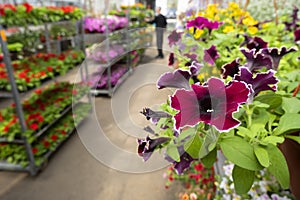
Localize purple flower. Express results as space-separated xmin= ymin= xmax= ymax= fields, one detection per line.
xmin=168 ymin=53 xmax=174 ymax=66
xmin=203 ymin=45 xmax=220 ymax=65
xmin=138 ymin=136 xmax=170 ymax=161
xmin=294 ymin=29 xmax=300 ymax=42
xmin=168 ymin=30 xmax=183 ymax=47
xmin=140 ymin=108 xmax=171 ymax=123
xmin=240 ymin=48 xmax=273 ymax=72
xmin=165 ymin=146 xmax=195 ymax=174
xmin=157 ymin=69 xmax=191 ymax=90
xmin=261 ymin=46 xmax=297 ymax=70
xmin=157 ymin=61 xmax=203 ymax=90
xmin=187 ymin=16 xmax=222 ymax=31
xmin=234 ymin=67 xmax=278 ymax=97
xmin=240 ymin=34 xmax=252 ymax=47
xmin=221 ymin=58 xmax=241 ymax=79
xmin=246 ymin=36 xmax=268 ymax=52
xmin=184 ymin=53 xmax=198 ymax=62
xmin=170 ymin=78 xmax=250 ymax=131
xmin=189 ymin=61 xmax=203 ymax=75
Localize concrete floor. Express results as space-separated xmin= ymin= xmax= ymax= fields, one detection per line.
xmin=0 ymin=48 xmax=183 ymax=200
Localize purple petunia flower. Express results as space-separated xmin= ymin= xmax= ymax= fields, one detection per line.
xmin=204 ymin=45 xmax=220 ymax=65
xmin=165 ymin=146 xmax=195 ymax=174
xmin=187 ymin=16 xmax=222 ymax=31
xmin=260 ymin=46 xmax=297 ymax=70
xmin=240 ymin=34 xmax=252 ymax=47
xmin=170 ymin=78 xmax=250 ymax=131
xmin=234 ymin=67 xmax=278 ymax=97
xmin=246 ymin=36 xmax=268 ymax=52
xmin=168 ymin=30 xmax=183 ymax=47
xmin=295 ymin=29 xmax=300 ymax=42
xmin=138 ymin=136 xmax=170 ymax=161
xmin=168 ymin=53 xmax=174 ymax=66
xmin=140 ymin=108 xmax=172 ymax=124
xmin=157 ymin=69 xmax=192 ymax=90
xmin=221 ymin=58 xmax=241 ymax=79
xmin=240 ymin=48 xmax=273 ymax=72
xmin=157 ymin=61 xmax=203 ymax=90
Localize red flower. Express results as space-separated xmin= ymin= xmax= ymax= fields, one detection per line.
xmin=72 ymin=89 xmax=78 ymax=95
xmin=168 ymin=176 xmax=174 ymax=182
xmin=202 ymin=178 xmax=209 ymax=184
xmin=32 ymin=147 xmax=38 ymax=154
xmin=51 ymin=134 xmax=58 ymax=141
xmin=61 ymin=130 xmax=67 ymax=135
xmin=11 ymin=103 xmax=16 ymax=108
xmin=22 ymin=3 xmax=33 ymax=13
xmin=194 ymin=163 xmax=204 ymax=172
xmin=58 ymin=54 xmax=66 ymax=61
xmin=47 ymin=66 xmax=53 ymax=72
xmin=37 ymin=116 xmax=44 ymax=123
xmin=35 ymin=89 xmax=42 ymax=95
xmin=25 ymin=77 xmax=31 ymax=83
xmin=18 ymin=71 xmax=27 ymax=79
xmin=3 ymin=125 xmax=10 ymax=133
xmin=43 ymin=140 xmax=50 ymax=148
xmin=29 ymin=123 xmax=39 ymax=131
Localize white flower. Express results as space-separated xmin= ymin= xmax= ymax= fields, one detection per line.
xmin=190 ymin=193 xmax=197 ymax=200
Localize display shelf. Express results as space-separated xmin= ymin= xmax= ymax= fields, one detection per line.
xmin=0 ymin=91 xmax=12 ymax=98
xmin=35 ymin=116 xmax=88 ymax=172
xmin=0 ymin=13 xmax=90 ymax=175
xmin=0 ymin=102 xmax=91 ymax=174
xmin=0 ymin=161 xmax=30 ymax=172
xmin=90 ymin=69 xmax=131 ymax=96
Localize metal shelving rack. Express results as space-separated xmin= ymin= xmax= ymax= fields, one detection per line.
xmin=88 ymin=1 xmax=153 ymax=97
xmin=0 ymin=8 xmax=90 ymax=175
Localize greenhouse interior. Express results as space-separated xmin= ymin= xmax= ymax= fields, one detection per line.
xmin=0 ymin=0 xmax=300 ymax=199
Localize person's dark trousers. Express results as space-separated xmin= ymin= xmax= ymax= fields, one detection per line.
xmin=156 ymin=28 xmax=164 ymax=58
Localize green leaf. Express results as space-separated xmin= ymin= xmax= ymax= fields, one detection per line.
xmin=199 ymin=130 xmax=219 ymax=158
xmin=285 ymin=135 xmax=300 ymax=144
xmin=220 ymin=136 xmax=263 ymax=171
xmin=282 ymin=97 xmax=300 ymax=113
xmin=267 ymin=144 xmax=290 ymax=189
xmin=254 ymin=94 xmax=282 ymax=109
xmin=166 ymin=144 xmax=180 ymax=162
xmin=262 ymin=136 xmax=284 ymax=145
xmin=253 ymin=101 xmax=270 ymax=108
xmin=184 ymin=132 xmax=202 ymax=159
xmin=177 ymin=128 xmax=195 ymax=142
xmin=275 ymin=113 xmax=300 ymax=135
xmin=237 ymin=127 xmax=255 ymax=138
xmin=232 ymin=165 xmax=255 ymax=195
xmin=201 ymin=147 xmax=217 ymax=168
xmin=254 ymin=146 xmax=269 ymax=167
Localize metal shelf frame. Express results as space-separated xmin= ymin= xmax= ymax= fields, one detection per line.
xmin=0 ymin=1 xmax=91 ymax=175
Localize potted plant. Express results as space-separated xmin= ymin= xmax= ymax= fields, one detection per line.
xmin=136 ymin=3 xmax=300 ymax=198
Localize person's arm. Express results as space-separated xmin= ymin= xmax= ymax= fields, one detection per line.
xmin=147 ymin=16 xmax=157 ymax=24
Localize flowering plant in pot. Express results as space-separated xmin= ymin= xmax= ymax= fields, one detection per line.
xmin=164 ymin=161 xmax=215 ymax=200
xmin=137 ymin=3 xmax=300 ymax=197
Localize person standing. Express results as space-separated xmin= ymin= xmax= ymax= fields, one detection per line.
xmin=149 ymin=7 xmax=167 ymax=59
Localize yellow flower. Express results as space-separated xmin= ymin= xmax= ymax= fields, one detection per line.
xmin=189 ymin=27 xmax=194 ymax=35
xmin=214 ymin=15 xmax=220 ymax=21
xmin=212 ymin=67 xmax=219 ymax=74
xmin=228 ymin=2 xmax=240 ymax=10
xmin=248 ymin=26 xmax=258 ymax=35
xmin=243 ymin=16 xmax=258 ymax=26
xmin=194 ymin=29 xmax=204 ymax=39
xmin=262 ymin=22 xmax=271 ymax=29
xmin=197 ymin=11 xmax=204 ymax=17
xmin=223 ymin=25 xmax=235 ymax=33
